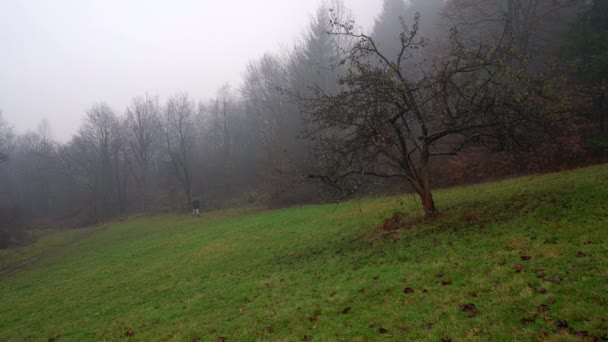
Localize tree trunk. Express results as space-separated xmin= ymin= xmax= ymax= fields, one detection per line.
xmin=420 ymin=186 xmax=436 ymax=216
xmin=600 ymin=88 xmax=607 ymax=134
xmin=141 ymin=176 xmax=147 ymax=212
xmin=417 ymin=150 xmax=437 ymax=216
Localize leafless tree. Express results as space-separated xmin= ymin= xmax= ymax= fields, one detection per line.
xmin=0 ymin=111 xmax=14 ymax=163
xmin=163 ymin=93 xmax=195 ymax=206
xmin=243 ymin=54 xmax=288 ymax=154
xmin=79 ymin=103 xmax=125 ymax=217
xmin=242 ymin=54 xmax=301 ymax=201
xmin=217 ymin=84 xmax=234 ymax=195
xmin=125 ymin=95 xmax=161 ymax=211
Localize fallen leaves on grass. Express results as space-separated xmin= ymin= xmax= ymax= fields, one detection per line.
xmin=538 ymin=330 xmax=550 ymax=338
xmin=537 ymin=305 xmax=550 ymax=313
xmin=382 ymin=212 xmax=407 ymax=231
xmin=521 ymin=317 xmax=536 ymax=324
xmin=535 ymin=269 xmax=546 ymax=278
xmin=593 ymin=333 xmax=607 ymax=341
xmin=460 ymin=303 xmax=479 ymax=318
xmin=554 ymin=319 xmax=569 ymax=329
xmin=548 ymin=277 xmax=563 ymax=284
xmin=520 ymin=305 xmax=551 ymax=325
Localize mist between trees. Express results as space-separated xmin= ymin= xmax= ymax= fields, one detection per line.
xmin=1 ymin=0 xmax=607 ymax=247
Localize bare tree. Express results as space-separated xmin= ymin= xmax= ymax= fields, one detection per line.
xmin=163 ymin=93 xmax=195 ymax=206
xmin=306 ymin=14 xmax=567 ymax=215
xmin=243 ymin=54 xmax=288 ymax=154
xmin=80 ymin=103 xmax=124 ymax=218
xmin=242 ymin=54 xmax=300 ymax=201
xmin=0 ymin=111 xmax=14 ymax=163
xmin=217 ymin=84 xmax=234 ymax=195
xmin=37 ymin=119 xmax=53 ymax=148
xmin=126 ymin=95 xmax=161 ymax=211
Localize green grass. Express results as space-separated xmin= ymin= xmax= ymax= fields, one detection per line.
xmin=1 ymin=165 xmax=607 ymax=341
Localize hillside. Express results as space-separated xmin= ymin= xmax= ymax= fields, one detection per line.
xmin=1 ymin=165 xmax=607 ymax=341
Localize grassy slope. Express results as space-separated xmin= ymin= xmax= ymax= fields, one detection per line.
xmin=0 ymin=165 xmax=607 ymax=341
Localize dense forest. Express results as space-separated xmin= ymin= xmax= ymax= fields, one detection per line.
xmin=1 ymin=0 xmax=606 ymax=247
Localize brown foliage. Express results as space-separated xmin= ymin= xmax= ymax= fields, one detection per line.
xmin=438 ymin=121 xmax=604 ymax=187
xmin=382 ymin=212 xmax=407 ymax=231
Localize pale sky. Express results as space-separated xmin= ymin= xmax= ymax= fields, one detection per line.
xmin=0 ymin=0 xmax=382 ymax=141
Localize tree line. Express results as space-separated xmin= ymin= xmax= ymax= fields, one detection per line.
xmin=1 ymin=0 xmax=606 ymax=246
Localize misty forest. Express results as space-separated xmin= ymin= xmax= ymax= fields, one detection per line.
xmin=1 ymin=0 xmax=608 ymax=341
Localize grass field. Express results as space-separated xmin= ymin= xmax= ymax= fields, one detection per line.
xmin=1 ymin=165 xmax=607 ymax=341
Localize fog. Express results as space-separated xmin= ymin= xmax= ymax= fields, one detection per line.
xmin=0 ymin=0 xmax=381 ymax=141
xmin=1 ymin=2 xmax=605 ymax=340
xmin=0 ymin=0 xmax=601 ymax=247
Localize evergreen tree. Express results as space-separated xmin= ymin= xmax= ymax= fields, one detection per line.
xmin=407 ymin=0 xmax=445 ymax=39
xmin=371 ymin=0 xmax=409 ymax=58
xmin=290 ymin=0 xmax=352 ymax=95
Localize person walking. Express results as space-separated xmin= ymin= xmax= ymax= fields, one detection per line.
xmin=192 ymin=199 xmax=200 ymax=217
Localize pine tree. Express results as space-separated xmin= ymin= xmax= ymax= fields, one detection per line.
xmin=290 ymin=0 xmax=351 ymax=94
xmin=371 ymin=0 xmax=409 ymax=58
xmin=407 ymin=0 xmax=444 ymax=40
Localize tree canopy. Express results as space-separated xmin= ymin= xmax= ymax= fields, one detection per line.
xmin=307 ymin=13 xmax=568 ymax=215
